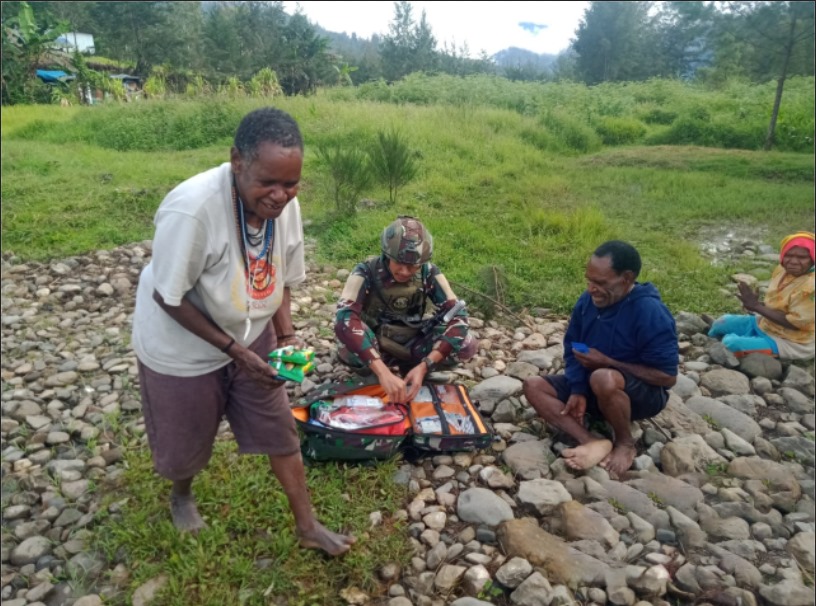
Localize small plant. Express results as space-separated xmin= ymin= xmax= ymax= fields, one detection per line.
xmin=608 ymin=498 xmax=627 ymax=514
xmin=477 ymin=579 xmax=505 ymax=600
xmin=316 ymin=142 xmax=372 ymax=215
xmin=248 ymin=68 xmax=282 ymax=98
xmin=369 ymin=127 xmax=419 ymax=207
xmin=702 ymin=414 xmax=720 ymax=429
xmin=648 ymin=491 xmax=665 ymax=508
xmin=705 ymin=461 xmax=728 ymax=476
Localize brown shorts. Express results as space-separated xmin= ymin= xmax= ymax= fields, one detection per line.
xmin=137 ymin=323 xmax=300 ymax=481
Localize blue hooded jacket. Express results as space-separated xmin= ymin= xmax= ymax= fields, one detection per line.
xmin=564 ymin=282 xmax=678 ymax=395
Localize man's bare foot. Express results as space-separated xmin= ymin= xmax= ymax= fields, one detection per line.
xmin=562 ymin=439 xmax=613 ymax=470
xmin=297 ymin=521 xmax=356 ymax=556
xmin=600 ymin=442 xmax=637 ymax=478
xmin=170 ymin=493 xmax=207 ymax=534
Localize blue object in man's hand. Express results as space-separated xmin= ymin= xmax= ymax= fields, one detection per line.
xmin=572 ymin=342 xmax=590 ymax=354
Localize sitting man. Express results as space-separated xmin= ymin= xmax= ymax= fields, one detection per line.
xmin=523 ymin=240 xmax=678 ymax=477
xmin=335 ymin=216 xmax=476 ymax=404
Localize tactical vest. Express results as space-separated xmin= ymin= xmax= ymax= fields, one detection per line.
xmin=360 ymin=257 xmax=428 ymax=332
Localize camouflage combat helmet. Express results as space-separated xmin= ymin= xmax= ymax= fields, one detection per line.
xmin=381 ymin=216 xmax=433 ymax=265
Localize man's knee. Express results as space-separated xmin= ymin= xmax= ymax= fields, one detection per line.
xmin=589 ymin=368 xmax=625 ymax=398
xmin=523 ymin=376 xmax=563 ymax=418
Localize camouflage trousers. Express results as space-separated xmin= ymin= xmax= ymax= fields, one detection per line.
xmin=336 ymin=324 xmax=477 ymax=373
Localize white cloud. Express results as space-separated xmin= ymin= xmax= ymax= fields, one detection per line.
xmin=283 ymin=1 xmax=589 ymax=56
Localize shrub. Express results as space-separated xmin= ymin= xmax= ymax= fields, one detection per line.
xmin=540 ymin=110 xmax=602 ymax=154
xmin=594 ymin=116 xmax=647 ymax=145
xmin=369 ymin=128 xmax=419 ymax=207
xmin=519 ymin=127 xmax=562 ymax=153
xmin=646 ymin=116 xmax=764 ymax=150
xmin=640 ymin=107 xmax=677 ymax=125
xmin=316 ymin=141 xmax=372 ymax=214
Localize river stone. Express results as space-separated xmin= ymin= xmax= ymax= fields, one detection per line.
xmin=651 ymin=392 xmax=709 ymax=437
xmin=739 ymin=353 xmax=783 ymax=380
xmin=469 ymin=376 xmax=523 ymax=407
xmin=670 ymin=374 xmax=700 ymax=400
xmin=700 ymin=369 xmax=750 ymax=396
xmin=497 ymin=518 xmax=609 ymax=588
xmin=779 ymin=388 xmax=815 ymax=414
xmin=660 ymin=434 xmax=726 ymax=477
xmin=782 ymin=365 xmax=815 ymax=397
xmin=517 ymin=479 xmax=572 ymax=515
xmin=516 ymin=349 xmax=555 ymax=370
xmin=759 ymin=580 xmax=816 ymax=606
xmin=502 ymin=440 xmax=551 ymax=479
xmin=674 ymin=312 xmax=709 ymax=337
xmin=685 ymin=396 xmax=761 ymax=442
xmin=10 ymin=536 xmax=52 ymax=566
xmin=787 ymin=532 xmax=815 ymax=572
xmin=560 ymin=500 xmax=619 ymax=548
xmin=457 ymin=488 xmax=514 ymax=526
xmin=626 ymin=472 xmax=704 ymax=520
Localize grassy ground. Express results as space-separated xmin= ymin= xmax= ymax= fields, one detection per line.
xmin=95 ymin=437 xmax=411 ymax=605
xmin=2 ymin=95 xmax=813 ymax=314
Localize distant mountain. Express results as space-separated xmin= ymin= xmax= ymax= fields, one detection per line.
xmin=492 ymin=47 xmax=558 ymax=71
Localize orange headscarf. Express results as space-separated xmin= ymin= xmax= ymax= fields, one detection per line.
xmin=779 ymin=231 xmax=815 ymax=265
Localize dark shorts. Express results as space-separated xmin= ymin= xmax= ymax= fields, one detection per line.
xmin=138 ymin=323 xmax=300 ymax=481
xmin=544 ymin=370 xmax=668 ymax=421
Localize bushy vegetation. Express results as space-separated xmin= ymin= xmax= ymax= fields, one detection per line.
xmin=3 ymin=81 xmax=814 ymax=315
xmin=329 ymin=74 xmax=815 ymax=153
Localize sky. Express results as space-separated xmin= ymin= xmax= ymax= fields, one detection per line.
xmin=282 ymin=1 xmax=590 ymax=57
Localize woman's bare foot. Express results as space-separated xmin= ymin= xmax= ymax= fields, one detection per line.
xmin=600 ymin=442 xmax=637 ymax=478
xmin=297 ymin=521 xmax=356 ymax=556
xmin=170 ymin=493 xmax=207 ymax=534
xmin=562 ymin=439 xmax=613 ymax=470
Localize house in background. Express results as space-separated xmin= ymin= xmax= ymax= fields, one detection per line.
xmin=56 ymin=32 xmax=95 ymax=55
xmin=108 ymin=74 xmax=143 ymax=101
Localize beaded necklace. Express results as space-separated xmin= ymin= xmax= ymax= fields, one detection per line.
xmin=232 ymin=182 xmax=274 ymax=340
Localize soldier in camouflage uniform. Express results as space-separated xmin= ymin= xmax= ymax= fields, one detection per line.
xmin=335 ymin=216 xmax=476 ymax=404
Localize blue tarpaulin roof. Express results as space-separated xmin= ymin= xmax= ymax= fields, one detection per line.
xmin=36 ymin=69 xmax=72 ymax=83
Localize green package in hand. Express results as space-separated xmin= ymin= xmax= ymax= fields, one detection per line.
xmin=268 ymin=345 xmax=315 ymax=365
xmin=269 ymin=359 xmax=314 ymax=383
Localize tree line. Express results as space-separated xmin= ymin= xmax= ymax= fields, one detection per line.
xmin=2 ymin=1 xmax=813 ymax=106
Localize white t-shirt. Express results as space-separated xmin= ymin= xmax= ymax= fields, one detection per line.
xmin=132 ymin=162 xmax=306 ymax=376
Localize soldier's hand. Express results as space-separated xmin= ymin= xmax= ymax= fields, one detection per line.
xmin=404 ymin=364 xmax=427 ymax=401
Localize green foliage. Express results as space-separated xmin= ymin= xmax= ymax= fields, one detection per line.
xmin=316 ymin=141 xmax=372 ymax=215
xmin=9 ymin=99 xmax=244 ymax=151
xmin=1 ymin=1 xmax=70 ymax=105
xmin=248 ymin=68 xmax=283 ymax=98
xmin=640 ymin=107 xmax=678 ymax=125
xmin=540 ymin=110 xmax=602 ymax=154
xmin=3 ymin=88 xmax=814 ymax=316
xmin=608 ymin=498 xmax=627 ymax=514
xmin=95 ymin=442 xmax=411 ymax=605
xmin=702 ymin=414 xmax=721 ymax=429
xmin=705 ymin=461 xmax=728 ymax=476
xmin=647 ymin=116 xmax=765 ymax=151
xmin=369 ymin=128 xmax=419 ymax=206
xmin=594 ymin=116 xmax=647 ymax=145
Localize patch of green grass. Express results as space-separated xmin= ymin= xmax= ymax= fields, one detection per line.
xmin=705 ymin=461 xmax=728 ymax=476
xmin=702 ymin=414 xmax=721 ymax=430
xmin=647 ymin=491 xmax=665 ymax=508
xmin=608 ymin=498 xmax=627 ymax=514
xmin=95 ymin=442 xmax=410 ymax=606
xmin=2 ymin=90 xmax=814 ymax=317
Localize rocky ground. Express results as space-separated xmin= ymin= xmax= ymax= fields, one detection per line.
xmin=1 ymin=238 xmax=814 ymax=606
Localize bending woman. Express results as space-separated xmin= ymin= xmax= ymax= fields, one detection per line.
xmin=709 ymin=231 xmax=814 ymax=360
